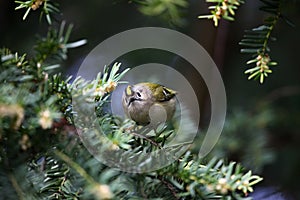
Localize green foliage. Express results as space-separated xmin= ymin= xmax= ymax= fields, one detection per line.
xmin=239 ymin=0 xmax=296 ymax=83
xmin=240 ymin=0 xmax=282 ymax=83
xmin=2 ymin=57 xmax=263 ymax=199
xmin=198 ymin=0 xmax=244 ymax=26
xmin=198 ymin=0 xmax=294 ymax=83
xmin=131 ymin=0 xmax=188 ymax=26
xmin=27 ymin=156 xmax=80 ymax=199
xmin=149 ymin=155 xmax=255 ymax=199
xmin=34 ymin=21 xmax=87 ymax=64
xmin=0 ymin=2 xmax=265 ymax=199
xmin=0 ymin=46 xmax=263 ymax=199
xmin=0 ymin=15 xmax=86 ymax=199
xmin=131 ymin=0 xmax=295 ymax=83
xmin=15 ymin=0 xmax=59 ymax=24
xmin=194 ymin=109 xmax=275 ymax=173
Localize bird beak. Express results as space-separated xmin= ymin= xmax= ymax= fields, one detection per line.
xmin=127 ymin=96 xmax=136 ymax=106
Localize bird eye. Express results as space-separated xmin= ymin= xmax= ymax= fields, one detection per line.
xmin=136 ymin=92 xmax=142 ymax=98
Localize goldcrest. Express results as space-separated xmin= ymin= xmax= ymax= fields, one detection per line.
xmin=122 ymin=82 xmax=177 ymax=125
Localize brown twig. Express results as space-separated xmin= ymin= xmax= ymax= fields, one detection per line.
xmin=130 ymin=132 xmax=162 ymax=148
xmin=157 ymin=175 xmax=179 ymax=200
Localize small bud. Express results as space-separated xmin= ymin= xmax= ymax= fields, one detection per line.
xmin=39 ymin=109 xmax=53 ymax=129
xmin=44 ymin=73 xmax=49 ymax=80
xmin=37 ymin=0 xmax=43 ymax=6
xmin=109 ymin=143 xmax=120 ymax=150
xmin=218 ymin=178 xmax=227 ymax=185
xmin=91 ymin=184 xmax=113 ymax=200
xmin=206 ymin=184 xmax=213 ymax=192
xmin=257 ymin=54 xmax=262 ymax=60
xmin=216 ymin=7 xmax=222 ymax=16
xmin=31 ymin=4 xmax=38 ymax=10
xmin=222 ymin=2 xmax=228 ymax=10
xmin=104 ymin=81 xmax=117 ymax=93
xmin=243 ymin=180 xmax=249 ymax=186
xmin=215 ymin=184 xmax=222 ymax=191
xmin=260 ymin=67 xmax=264 ymax=72
xmin=256 ymin=61 xmax=262 ymax=66
xmin=220 ymin=187 xmax=228 ymax=194
xmin=216 ymin=177 xmax=229 ymax=195
xmin=94 ymin=86 xmax=106 ymax=97
xmin=19 ymin=134 xmax=32 ymax=150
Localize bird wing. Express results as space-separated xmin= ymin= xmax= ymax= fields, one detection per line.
xmin=154 ymin=85 xmax=176 ymax=102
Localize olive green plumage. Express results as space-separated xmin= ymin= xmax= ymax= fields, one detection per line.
xmin=122 ymin=82 xmax=177 ymax=125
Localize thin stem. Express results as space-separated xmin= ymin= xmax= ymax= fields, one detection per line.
xmin=1 ymin=148 xmax=25 ymax=200
xmin=8 ymin=172 xmax=25 ymax=200
xmin=54 ymin=150 xmax=97 ymax=185
xmin=261 ymin=10 xmax=281 ymax=54
xmin=157 ymin=175 xmax=179 ymax=199
xmin=130 ymin=131 xmax=162 ymax=149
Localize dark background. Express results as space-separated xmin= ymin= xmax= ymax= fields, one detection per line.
xmin=1 ymin=0 xmax=300 ymax=199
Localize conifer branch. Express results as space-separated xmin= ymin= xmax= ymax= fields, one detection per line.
xmin=198 ymin=0 xmax=244 ymax=26
xmin=130 ymin=0 xmax=188 ymax=26
xmin=15 ymin=0 xmax=59 ymax=24
xmin=8 ymin=172 xmax=25 ymax=200
xmin=54 ymin=150 xmax=97 ymax=185
xmin=239 ymin=0 xmax=293 ymax=83
xmin=0 ymin=2 xmax=269 ymax=199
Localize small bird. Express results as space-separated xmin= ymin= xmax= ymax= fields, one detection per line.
xmin=122 ymin=82 xmax=177 ymax=125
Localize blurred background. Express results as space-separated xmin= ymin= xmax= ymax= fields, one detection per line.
xmin=1 ymin=0 xmax=300 ymax=199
